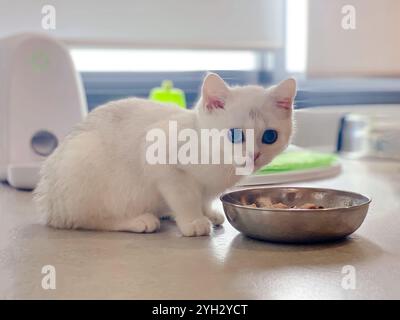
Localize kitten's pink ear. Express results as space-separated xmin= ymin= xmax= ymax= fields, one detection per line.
xmin=271 ymin=78 xmax=297 ymax=110
xmin=202 ymin=72 xmax=229 ymax=111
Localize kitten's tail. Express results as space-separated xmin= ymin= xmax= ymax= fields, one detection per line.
xmin=33 ymin=149 xmax=69 ymax=228
xmin=33 ymin=166 xmax=53 ymax=226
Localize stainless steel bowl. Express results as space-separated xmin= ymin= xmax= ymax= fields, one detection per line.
xmin=220 ymin=187 xmax=371 ymax=243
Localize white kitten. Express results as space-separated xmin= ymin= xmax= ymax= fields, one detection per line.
xmin=34 ymin=73 xmax=296 ymax=236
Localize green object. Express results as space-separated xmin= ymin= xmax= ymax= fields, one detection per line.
xmin=256 ymin=151 xmax=338 ymax=175
xmin=31 ymin=50 xmax=49 ymax=73
xmin=149 ymin=80 xmax=187 ymax=108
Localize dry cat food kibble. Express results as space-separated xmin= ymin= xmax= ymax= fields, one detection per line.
xmin=239 ymin=195 xmax=325 ymax=209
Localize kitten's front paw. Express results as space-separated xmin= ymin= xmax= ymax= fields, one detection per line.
xmin=205 ymin=208 xmax=225 ymax=226
xmin=128 ymin=213 xmax=160 ymax=233
xmin=178 ymin=217 xmax=211 ymax=237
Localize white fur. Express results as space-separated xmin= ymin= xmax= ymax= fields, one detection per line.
xmin=34 ymin=73 xmax=296 ymax=236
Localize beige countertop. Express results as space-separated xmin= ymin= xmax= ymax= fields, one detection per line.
xmin=1 ymin=158 xmax=399 ymax=299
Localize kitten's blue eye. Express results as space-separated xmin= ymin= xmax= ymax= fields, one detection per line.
xmin=262 ymin=129 xmax=278 ymax=144
xmin=228 ymin=128 xmax=245 ymax=144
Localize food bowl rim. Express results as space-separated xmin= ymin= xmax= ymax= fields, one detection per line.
xmin=220 ymin=186 xmax=372 ymax=212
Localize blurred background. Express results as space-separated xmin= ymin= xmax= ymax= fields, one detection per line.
xmin=1 ymin=0 xmax=400 ymax=153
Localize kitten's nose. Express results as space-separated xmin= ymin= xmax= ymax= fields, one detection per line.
xmin=254 ymin=152 xmax=261 ymax=162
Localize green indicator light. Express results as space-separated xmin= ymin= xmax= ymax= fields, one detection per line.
xmin=30 ymin=50 xmax=49 ymax=72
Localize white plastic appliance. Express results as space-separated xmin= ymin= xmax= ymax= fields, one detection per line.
xmin=0 ymin=33 xmax=87 ymax=189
